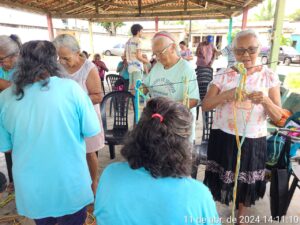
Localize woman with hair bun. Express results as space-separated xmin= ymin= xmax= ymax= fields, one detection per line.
xmin=94 ymin=97 xmax=220 ymax=225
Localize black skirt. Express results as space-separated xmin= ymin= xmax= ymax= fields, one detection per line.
xmin=204 ymin=129 xmax=267 ymax=208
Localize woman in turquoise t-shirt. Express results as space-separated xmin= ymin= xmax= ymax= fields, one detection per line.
xmin=0 ymin=34 xmax=22 ymax=193
xmin=94 ymin=97 xmax=220 ymax=225
xmin=0 ymin=40 xmax=99 ymax=224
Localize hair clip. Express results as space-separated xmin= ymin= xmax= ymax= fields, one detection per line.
xmin=151 ymin=113 xmax=164 ymax=123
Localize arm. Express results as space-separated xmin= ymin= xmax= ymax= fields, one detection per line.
xmin=136 ymin=49 xmax=149 ymax=64
xmin=247 ymin=86 xmax=282 ymax=122
xmin=202 ymin=84 xmax=237 ymax=112
xmin=99 ymin=61 xmax=109 ymax=72
xmin=86 ymin=67 xmax=103 ymax=104
xmin=116 ymin=63 xmax=123 ymax=73
xmin=0 ymin=79 xmax=11 ymax=91
xmin=142 ymin=84 xmax=149 ymax=95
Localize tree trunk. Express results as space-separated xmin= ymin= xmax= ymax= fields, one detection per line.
xmin=110 ymin=22 xmax=116 ymax=36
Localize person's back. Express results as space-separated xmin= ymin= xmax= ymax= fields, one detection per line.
xmin=0 ymin=77 xmax=97 ymax=218
xmin=95 ymin=162 xmax=219 ymax=225
xmin=94 ymin=97 xmax=220 ymax=225
xmin=196 ymin=36 xmax=216 ymax=68
xmin=0 ymin=41 xmax=99 ymax=222
xmin=125 ymin=36 xmax=143 ymax=73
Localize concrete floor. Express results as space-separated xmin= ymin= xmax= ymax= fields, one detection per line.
xmin=0 ymin=107 xmax=299 ymax=225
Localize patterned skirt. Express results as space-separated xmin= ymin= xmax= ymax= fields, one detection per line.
xmin=204 ymin=129 xmax=267 ymax=207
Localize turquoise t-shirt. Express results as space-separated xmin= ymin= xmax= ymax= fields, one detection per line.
xmin=0 ymin=67 xmax=15 ymax=81
xmin=94 ymin=162 xmax=220 ymax=225
xmin=117 ymin=61 xmax=129 ymax=80
xmin=143 ymin=59 xmax=200 ymax=140
xmin=0 ymin=77 xmax=100 ymax=219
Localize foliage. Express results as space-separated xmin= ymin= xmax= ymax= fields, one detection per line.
xmin=288 ymin=9 xmax=300 ymax=21
xmin=253 ymin=0 xmax=275 ymax=21
xmin=280 ymin=36 xmax=292 ymax=46
xmin=285 ymin=73 xmax=300 ymax=93
xmin=99 ymin=22 xmax=125 ymax=36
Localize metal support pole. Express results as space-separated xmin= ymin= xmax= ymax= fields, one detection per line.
xmin=228 ymin=17 xmax=233 ymax=44
xmin=46 ymin=13 xmax=54 ymax=41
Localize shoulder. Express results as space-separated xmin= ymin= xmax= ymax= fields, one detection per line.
xmin=84 ymin=60 xmax=96 ymax=70
xmin=179 ymin=59 xmax=195 ymax=74
xmin=183 ymin=178 xmax=214 ymax=199
xmin=0 ymin=86 xmax=14 ymax=103
xmin=101 ymin=162 xmax=130 ymax=178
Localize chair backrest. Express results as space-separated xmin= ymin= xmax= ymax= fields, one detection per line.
xmin=195 ymin=67 xmax=213 ymax=101
xmin=106 ymin=74 xmax=126 ymax=92
xmin=202 ymin=110 xmax=214 ymax=142
xmin=100 ymin=91 xmax=136 ymax=131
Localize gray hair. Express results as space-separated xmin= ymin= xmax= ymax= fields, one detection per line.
xmin=53 ymin=34 xmax=80 ymax=53
xmin=232 ymin=29 xmax=261 ymax=49
xmin=152 ymin=31 xmax=176 ymax=46
xmin=0 ymin=35 xmax=22 ymax=55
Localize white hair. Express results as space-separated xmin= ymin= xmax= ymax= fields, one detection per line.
xmin=0 ymin=35 xmax=21 ymax=55
xmin=232 ymin=29 xmax=261 ymax=49
xmin=152 ymin=31 xmax=175 ymax=46
xmin=53 ymin=34 xmax=80 ymax=53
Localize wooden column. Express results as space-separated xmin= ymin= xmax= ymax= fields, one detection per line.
xmin=270 ymin=0 xmax=286 ymax=71
xmin=46 ymin=13 xmax=54 ymax=41
xmin=241 ymin=7 xmax=248 ymax=30
xmin=88 ymin=21 xmax=94 ymax=55
xmin=155 ymin=16 xmax=158 ymax=32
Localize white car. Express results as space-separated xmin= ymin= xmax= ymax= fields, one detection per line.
xmin=103 ymin=43 xmax=125 ymax=56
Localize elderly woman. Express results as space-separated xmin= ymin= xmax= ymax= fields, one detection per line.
xmin=0 ymin=34 xmax=22 ymax=192
xmin=94 ymin=97 xmax=220 ymax=225
xmin=0 ymin=40 xmax=99 ymax=224
xmin=53 ymin=34 xmax=105 ymax=194
xmin=202 ymin=30 xmax=282 ymax=224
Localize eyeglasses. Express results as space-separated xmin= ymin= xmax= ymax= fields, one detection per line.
xmin=234 ymin=46 xmax=259 ymax=56
xmin=153 ymin=43 xmax=173 ymax=58
xmin=0 ymin=53 xmax=16 ymax=63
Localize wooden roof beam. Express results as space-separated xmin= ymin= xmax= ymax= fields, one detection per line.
xmin=54 ymin=8 xmax=242 ymax=19
xmin=0 ymin=0 xmax=47 ymax=13
xmin=56 ymin=0 xmax=95 ymax=13
xmin=142 ymin=0 xmax=177 ymax=10
xmin=184 ymin=0 xmax=188 ymax=11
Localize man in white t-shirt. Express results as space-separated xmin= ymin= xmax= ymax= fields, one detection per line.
xmin=125 ymin=24 xmax=149 ymax=94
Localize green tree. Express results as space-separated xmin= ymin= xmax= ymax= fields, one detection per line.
xmin=99 ymin=22 xmax=125 ymax=36
xmin=253 ymin=0 xmax=275 ymax=21
xmin=289 ymin=9 xmax=300 ymax=21
xmin=280 ymin=35 xmax=292 ymax=46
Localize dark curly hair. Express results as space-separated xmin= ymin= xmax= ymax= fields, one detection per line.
xmin=13 ymin=40 xmax=65 ymax=100
xmin=121 ymin=97 xmax=193 ymax=178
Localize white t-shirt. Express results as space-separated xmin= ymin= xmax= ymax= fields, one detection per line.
xmin=125 ymin=37 xmax=143 ymax=73
xmin=211 ymin=66 xmax=280 ymax=138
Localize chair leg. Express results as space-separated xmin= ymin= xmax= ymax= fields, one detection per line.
xmin=109 ymin=145 xmax=115 ymax=159
xmin=101 ymin=80 xmax=105 ymax=95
